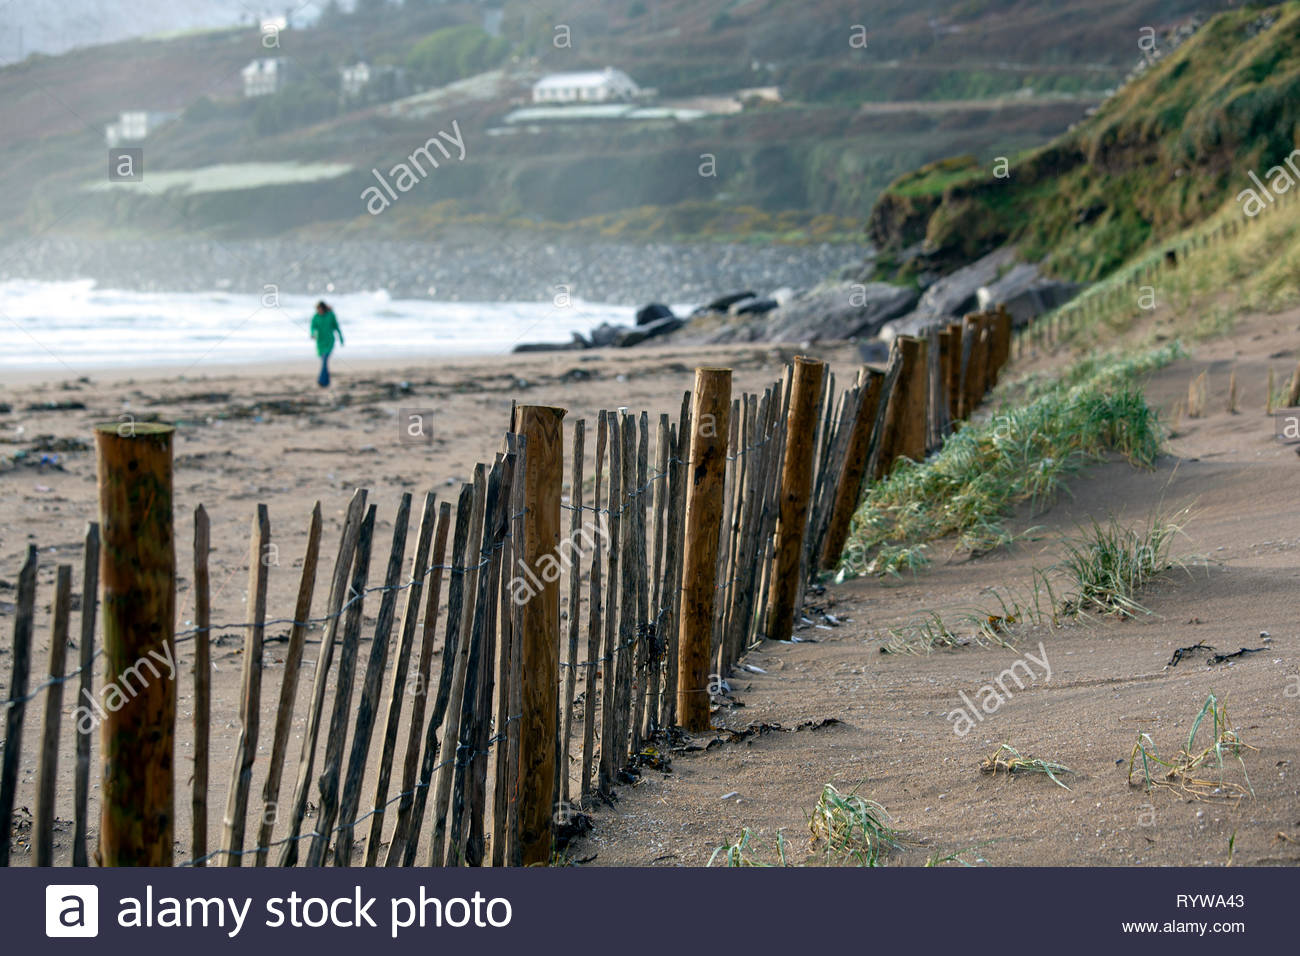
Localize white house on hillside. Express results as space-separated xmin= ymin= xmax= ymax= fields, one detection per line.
xmin=242 ymin=57 xmax=295 ymax=98
xmin=340 ymin=62 xmax=409 ymax=102
xmin=532 ymin=67 xmax=640 ymax=104
xmin=104 ymin=110 xmax=177 ymax=147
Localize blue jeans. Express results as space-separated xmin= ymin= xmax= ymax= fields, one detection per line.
xmin=317 ymin=351 xmax=331 ymax=387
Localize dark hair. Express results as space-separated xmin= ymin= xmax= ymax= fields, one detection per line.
xmin=316 ymin=300 xmax=329 ymax=312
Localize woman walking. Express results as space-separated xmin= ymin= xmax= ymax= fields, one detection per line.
xmin=310 ymin=300 xmax=344 ymax=387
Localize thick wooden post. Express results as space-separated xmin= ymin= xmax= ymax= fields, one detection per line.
xmin=94 ymin=422 xmax=176 ymax=867
xmin=514 ymin=404 xmax=566 ymax=866
xmin=820 ymin=368 xmax=884 ymax=568
xmin=677 ymin=368 xmax=731 ymax=732
xmin=945 ymin=321 xmax=964 ymax=420
xmin=766 ymin=358 xmax=826 ymax=642
xmin=875 ymin=336 xmax=929 ymax=479
xmin=991 ymin=306 xmax=1013 ymax=384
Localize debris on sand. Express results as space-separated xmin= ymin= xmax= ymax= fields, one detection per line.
xmin=980 ymin=744 xmax=1073 ymax=790
xmin=1166 ymin=641 xmax=1265 ymax=668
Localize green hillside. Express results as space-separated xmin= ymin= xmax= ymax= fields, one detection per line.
xmin=869 ymin=3 xmax=1300 ymax=281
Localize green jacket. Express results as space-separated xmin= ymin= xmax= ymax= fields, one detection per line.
xmin=310 ymin=310 xmax=343 ymax=357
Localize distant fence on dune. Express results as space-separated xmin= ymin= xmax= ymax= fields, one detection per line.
xmin=1 ymin=326 xmax=1013 ymax=868
xmin=1019 ymin=184 xmax=1299 ymax=355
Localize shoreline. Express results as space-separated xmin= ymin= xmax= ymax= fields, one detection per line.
xmin=0 ymin=234 xmax=872 ymax=307
xmin=0 ymin=341 xmax=825 ymax=388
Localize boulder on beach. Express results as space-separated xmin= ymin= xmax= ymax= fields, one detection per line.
xmin=515 ymin=313 xmax=685 ymax=352
xmin=976 ymin=268 xmax=1080 ymax=327
xmin=614 ymin=314 xmax=684 ymax=347
xmin=676 ymin=280 xmax=916 ymax=345
xmin=704 ymin=290 xmax=757 ymax=313
xmin=764 ymin=281 xmax=917 ymax=342
xmin=636 ymin=302 xmax=675 ymax=326
xmin=879 ymin=247 xmax=1080 ymax=341
xmin=733 ymin=297 xmax=778 ymax=316
xmin=880 ymin=247 xmax=1018 ymax=341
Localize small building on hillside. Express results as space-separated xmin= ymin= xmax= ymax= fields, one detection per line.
xmin=104 ymin=110 xmax=177 ymax=147
xmin=532 ymin=67 xmax=640 ymax=104
xmin=242 ymin=57 xmax=296 ymax=98
xmin=340 ymin=62 xmax=409 ymax=103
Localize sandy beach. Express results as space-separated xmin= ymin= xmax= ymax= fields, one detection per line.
xmin=3 ymin=315 xmax=1299 ymax=867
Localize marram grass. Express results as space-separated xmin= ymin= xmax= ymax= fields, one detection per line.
xmin=841 ymin=344 xmax=1181 ymax=576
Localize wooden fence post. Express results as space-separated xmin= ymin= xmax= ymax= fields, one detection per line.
xmin=820 ymin=368 xmax=884 ymax=569
xmin=875 ymin=336 xmax=929 ymax=480
xmin=766 ymin=357 xmax=826 ymax=642
xmin=191 ymin=506 xmax=210 ymax=866
xmin=514 ymin=404 xmax=567 ymax=866
xmin=677 ymin=368 xmax=732 ymax=732
xmin=960 ymin=315 xmax=985 ymax=418
xmin=94 ymin=422 xmax=176 ymax=867
xmin=222 ymin=503 xmax=269 ymax=865
xmin=34 ymin=564 xmax=72 ymax=866
xmin=989 ymin=307 xmax=1013 ymax=386
xmin=257 ymin=503 xmax=322 ymax=866
xmin=73 ymin=522 xmax=100 ymax=868
xmin=0 ymin=545 xmax=35 ymax=869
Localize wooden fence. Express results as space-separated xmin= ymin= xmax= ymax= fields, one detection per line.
xmin=1018 ymin=185 xmax=1299 ymax=356
xmin=1 ymin=337 xmax=1011 ymax=867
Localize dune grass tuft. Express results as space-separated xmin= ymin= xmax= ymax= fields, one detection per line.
xmin=1128 ymin=693 xmax=1256 ymax=800
xmin=708 ymin=827 xmax=790 ymax=867
xmin=1057 ymin=510 xmax=1186 ymax=619
xmin=807 ymin=783 xmax=900 ymax=866
xmin=980 ymin=744 xmax=1074 ymax=790
xmin=841 ymin=345 xmax=1179 ymax=577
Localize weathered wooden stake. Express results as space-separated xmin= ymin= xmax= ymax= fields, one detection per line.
xmin=580 ymin=414 xmax=607 ymax=801
xmin=560 ymin=420 xmax=585 ymax=811
xmin=0 ymin=545 xmax=36 ymax=869
xmin=677 ymin=369 xmax=732 ymax=732
xmin=1286 ymin=360 xmax=1300 ymax=408
xmin=514 ymin=404 xmax=567 ymax=866
xmin=256 ymin=502 xmax=322 ymax=866
xmin=820 ymin=368 xmax=884 ymax=568
xmin=386 ymin=500 xmax=450 ymax=866
xmin=34 ymin=564 xmax=72 ymax=866
xmin=334 ymin=492 xmax=411 ymax=866
xmin=279 ymin=488 xmax=366 ymax=866
xmin=73 ymin=522 xmax=100 ymax=868
xmin=875 ymin=337 xmax=929 ymax=479
xmin=398 ymin=484 xmax=472 ymax=867
xmin=305 ymin=504 xmax=376 ymax=867
xmin=95 ymin=422 xmax=176 ymax=867
xmin=765 ymin=357 xmax=826 ymax=643
xmin=191 ymin=506 xmax=210 ymax=865
xmin=365 ymin=493 xmax=434 ymax=866
xmin=222 ymin=503 xmax=270 ymax=865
